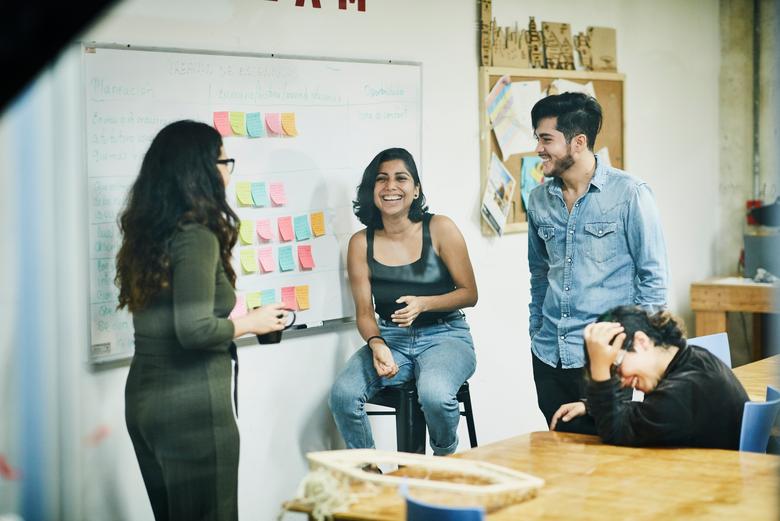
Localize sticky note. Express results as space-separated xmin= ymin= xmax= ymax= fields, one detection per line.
xmin=246 ymin=291 xmax=262 ymax=310
xmin=310 ymin=211 xmax=326 ymax=237
xmin=260 ymin=288 xmax=276 ymax=305
xmin=281 ymin=112 xmax=299 ymax=136
xmin=229 ymin=294 xmax=247 ymax=318
xmin=295 ymin=285 xmax=310 ymax=310
xmin=258 ymin=246 xmax=275 ymax=272
xmin=240 ymin=249 xmax=258 ymax=273
xmin=277 ymin=216 xmax=294 ymax=241
xmin=251 ymin=182 xmax=269 ymax=207
xmin=278 ymin=245 xmax=295 ymax=271
xmin=298 ymin=245 xmax=315 ymax=270
xmin=229 ymin=112 xmax=246 ymax=136
xmin=236 ymin=182 xmax=254 ymax=206
xmin=239 ymin=220 xmax=254 ymax=245
xmin=281 ymin=286 xmax=297 ymax=310
xmin=256 ymin=218 xmax=273 ymax=241
xmin=246 ymin=112 xmax=266 ymax=138
xmin=294 ymin=215 xmax=311 ymax=240
xmin=213 ymin=111 xmax=232 ymax=136
xmin=269 ymin=182 xmax=287 ymax=206
xmin=265 ymin=113 xmax=284 ymax=136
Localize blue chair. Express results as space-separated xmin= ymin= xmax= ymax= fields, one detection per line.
xmin=739 ymin=385 xmax=780 ymax=453
xmin=687 ymin=332 xmax=731 ymax=367
xmin=406 ymin=495 xmax=485 ymax=521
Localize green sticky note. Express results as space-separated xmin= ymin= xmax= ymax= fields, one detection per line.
xmin=278 ymin=245 xmax=295 ymax=272
xmin=294 ymin=215 xmax=311 ymax=240
xmin=246 ymin=291 xmax=261 ymax=310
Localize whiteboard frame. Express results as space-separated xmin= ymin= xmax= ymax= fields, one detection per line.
xmin=82 ymin=42 xmax=423 ymax=364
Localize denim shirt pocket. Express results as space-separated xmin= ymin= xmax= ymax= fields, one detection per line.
xmin=537 ymin=225 xmax=559 ymax=264
xmin=583 ymin=222 xmax=618 ymax=262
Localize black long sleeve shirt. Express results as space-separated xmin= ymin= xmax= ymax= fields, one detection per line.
xmin=587 ymin=345 xmax=749 ymax=450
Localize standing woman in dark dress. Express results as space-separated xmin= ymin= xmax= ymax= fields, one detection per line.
xmin=116 ymin=120 xmax=288 ymax=520
xmin=329 ymin=147 xmax=478 ymax=456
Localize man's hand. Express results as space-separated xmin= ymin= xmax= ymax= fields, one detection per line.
xmin=550 ymin=401 xmax=587 ymax=431
xmin=584 ymin=322 xmax=626 ymax=381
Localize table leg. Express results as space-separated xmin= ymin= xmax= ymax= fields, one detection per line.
xmin=695 ymin=311 xmax=727 ymax=336
xmin=752 ymin=314 xmax=763 ymax=362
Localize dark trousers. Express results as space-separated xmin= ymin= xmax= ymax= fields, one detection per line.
xmin=532 ymin=353 xmax=597 ymax=435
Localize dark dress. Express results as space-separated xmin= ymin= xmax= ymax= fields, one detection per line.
xmin=125 ymin=223 xmax=238 ymax=521
xmin=586 ymin=344 xmax=749 ymax=450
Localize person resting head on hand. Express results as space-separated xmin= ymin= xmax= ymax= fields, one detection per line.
xmin=551 ymin=305 xmax=749 ymax=450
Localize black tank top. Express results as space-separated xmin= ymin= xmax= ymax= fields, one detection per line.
xmin=367 ymin=213 xmax=456 ymax=325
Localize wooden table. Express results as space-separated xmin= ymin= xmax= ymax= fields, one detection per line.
xmin=733 ymin=354 xmax=780 ymax=401
xmin=690 ymin=277 xmax=776 ymax=360
xmin=286 ymin=431 xmax=779 ymax=520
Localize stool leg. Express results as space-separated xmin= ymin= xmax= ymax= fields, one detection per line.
xmin=396 ymin=390 xmax=426 ymax=454
xmin=461 ymin=391 xmax=478 ymax=448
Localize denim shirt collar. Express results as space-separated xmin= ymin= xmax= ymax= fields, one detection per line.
xmin=546 ymin=154 xmax=607 ymax=197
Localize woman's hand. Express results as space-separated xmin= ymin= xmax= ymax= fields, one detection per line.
xmin=584 ymin=321 xmax=626 ymax=382
xmin=245 ymin=303 xmax=288 ymax=335
xmin=370 ymin=342 xmax=399 ymax=378
xmin=391 ymin=296 xmax=429 ymax=327
xmin=550 ymin=401 xmax=586 ymax=431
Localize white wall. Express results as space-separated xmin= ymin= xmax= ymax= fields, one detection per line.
xmin=1 ymin=0 xmax=723 ymax=520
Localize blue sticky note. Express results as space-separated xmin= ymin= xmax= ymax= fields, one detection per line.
xmin=246 ymin=112 xmax=266 ymax=138
xmin=294 ymin=215 xmax=311 ymax=240
xmin=260 ymin=288 xmax=276 ymax=305
xmin=278 ymin=245 xmax=295 ymax=272
xmin=251 ymin=182 xmax=270 ymax=207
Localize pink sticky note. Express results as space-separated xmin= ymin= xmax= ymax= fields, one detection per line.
xmin=277 ymin=216 xmax=294 ymax=241
xmin=269 ymin=182 xmax=287 ymax=206
xmin=213 ymin=111 xmax=232 ymax=137
xmin=265 ymin=113 xmax=284 ymax=136
xmin=229 ymin=294 xmax=247 ymax=319
xmin=256 ymin=219 xmax=273 ymax=241
xmin=281 ymin=286 xmax=297 ymax=310
xmin=258 ymin=247 xmax=275 ymax=272
xmin=298 ymin=244 xmax=315 ymax=269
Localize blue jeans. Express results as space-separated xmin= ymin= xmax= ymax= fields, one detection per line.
xmin=329 ymin=312 xmax=476 ymax=456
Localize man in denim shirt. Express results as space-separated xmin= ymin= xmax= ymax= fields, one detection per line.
xmin=527 ymin=93 xmax=668 ymax=434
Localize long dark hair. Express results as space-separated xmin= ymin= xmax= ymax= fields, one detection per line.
xmin=352 ymin=147 xmax=428 ymax=229
xmin=115 ymin=120 xmax=239 ymax=312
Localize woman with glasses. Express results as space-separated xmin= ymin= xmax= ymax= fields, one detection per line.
xmin=116 ymin=120 xmax=288 ymax=520
xmin=328 ymin=147 xmax=478 ymax=457
xmin=552 ymin=305 xmax=748 ymax=449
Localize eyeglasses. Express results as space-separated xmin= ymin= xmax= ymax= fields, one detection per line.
xmin=611 ymin=349 xmax=627 ymax=377
xmin=217 ymin=158 xmax=235 ymax=174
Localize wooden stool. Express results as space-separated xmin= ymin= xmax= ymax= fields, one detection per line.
xmin=366 ymin=381 xmax=477 ymax=454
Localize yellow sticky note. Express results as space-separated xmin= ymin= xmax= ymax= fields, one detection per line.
xmin=240 ymin=249 xmax=257 ymax=273
xmin=239 ymin=220 xmax=254 ymax=245
xmin=310 ymin=211 xmax=325 ymax=237
xmin=236 ymin=182 xmax=254 ymax=206
xmin=246 ymin=291 xmax=261 ymax=310
xmin=295 ymin=285 xmax=310 ymax=310
xmin=229 ymin=112 xmax=246 ymax=136
xmin=281 ymin=112 xmax=298 ymax=136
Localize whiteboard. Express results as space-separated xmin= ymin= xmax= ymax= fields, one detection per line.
xmin=84 ymin=44 xmax=421 ymax=362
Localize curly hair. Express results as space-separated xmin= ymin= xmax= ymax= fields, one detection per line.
xmin=596 ymin=305 xmax=687 ymax=351
xmin=115 ymin=120 xmax=239 ymax=312
xmin=352 ymin=147 xmax=428 ymax=229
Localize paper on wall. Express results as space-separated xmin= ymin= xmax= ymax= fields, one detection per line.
xmin=486 ymin=75 xmax=543 ymax=160
xmin=481 ymin=153 xmax=517 ymax=236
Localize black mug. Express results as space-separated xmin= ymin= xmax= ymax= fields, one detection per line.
xmin=257 ymin=309 xmax=296 ymax=345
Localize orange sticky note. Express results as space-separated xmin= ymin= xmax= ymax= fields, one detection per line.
xmin=310 ymin=211 xmax=325 ymax=237
xmin=256 ymin=219 xmax=273 ymax=241
xmin=277 ymin=216 xmax=294 ymax=241
xmin=269 ymin=182 xmax=287 ymax=206
xmin=281 ymin=286 xmax=297 ymax=310
xmin=213 ymin=111 xmax=232 ymax=136
xmin=258 ymin=246 xmax=275 ymax=272
xmin=295 ymin=285 xmax=310 ymax=310
xmin=298 ymin=245 xmax=315 ymax=270
xmin=281 ymin=112 xmax=298 ymax=136
xmin=229 ymin=294 xmax=247 ymax=319
xmin=265 ymin=113 xmax=284 ymax=136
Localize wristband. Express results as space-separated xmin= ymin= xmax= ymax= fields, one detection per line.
xmin=366 ymin=335 xmax=387 ymax=348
